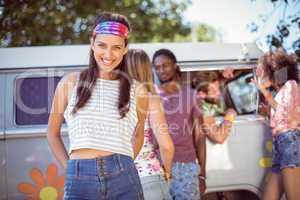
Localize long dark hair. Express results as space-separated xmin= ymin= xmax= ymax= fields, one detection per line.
xmin=72 ymin=12 xmax=132 ymax=118
xmin=259 ymin=50 xmax=299 ymax=87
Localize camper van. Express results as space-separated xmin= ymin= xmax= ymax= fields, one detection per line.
xmin=0 ymin=43 xmax=272 ymax=200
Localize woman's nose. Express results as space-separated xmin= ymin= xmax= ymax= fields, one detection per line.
xmin=104 ymin=49 xmax=113 ymax=59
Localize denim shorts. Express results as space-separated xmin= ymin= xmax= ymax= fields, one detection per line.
xmin=272 ymin=130 xmax=300 ymax=173
xmin=140 ymin=175 xmax=172 ymax=200
xmin=63 ymin=154 xmax=144 ymax=200
xmin=170 ymin=162 xmax=200 ymax=200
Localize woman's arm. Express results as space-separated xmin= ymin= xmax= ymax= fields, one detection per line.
xmin=149 ymin=95 xmax=174 ymax=179
xmin=258 ymin=87 xmax=277 ymax=110
xmin=133 ymin=82 xmax=149 ymax=159
xmin=47 ymin=73 xmax=77 ymax=169
xmin=252 ymin=77 xmax=277 ymax=109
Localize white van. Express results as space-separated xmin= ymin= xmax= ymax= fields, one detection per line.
xmin=0 ymin=43 xmax=272 ymax=200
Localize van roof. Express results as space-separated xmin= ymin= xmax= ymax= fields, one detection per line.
xmin=0 ymin=42 xmax=263 ymax=69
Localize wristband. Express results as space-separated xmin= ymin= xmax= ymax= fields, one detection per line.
xmin=224 ymin=114 xmax=235 ymax=123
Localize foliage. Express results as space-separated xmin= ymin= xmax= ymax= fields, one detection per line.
xmin=248 ymin=0 xmax=300 ymax=55
xmin=195 ymin=23 xmax=217 ymax=42
xmin=0 ymin=0 xmax=191 ymax=47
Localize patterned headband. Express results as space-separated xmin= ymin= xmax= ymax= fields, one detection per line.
xmin=92 ymin=21 xmax=129 ymax=38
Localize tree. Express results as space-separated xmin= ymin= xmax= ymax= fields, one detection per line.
xmin=248 ymin=0 xmax=300 ymax=56
xmin=0 ymin=0 xmax=191 ymax=47
xmin=194 ymin=23 xmax=218 ymax=42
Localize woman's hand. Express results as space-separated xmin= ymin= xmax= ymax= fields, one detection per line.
xmin=251 ymin=76 xmax=271 ymax=92
xmin=163 ymin=170 xmax=172 ymax=183
xmin=199 ymin=176 xmax=206 ymax=194
xmin=162 ymin=165 xmax=172 ymax=183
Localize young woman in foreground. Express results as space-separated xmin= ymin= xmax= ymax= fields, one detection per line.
xmin=47 ymin=13 xmax=148 ymax=200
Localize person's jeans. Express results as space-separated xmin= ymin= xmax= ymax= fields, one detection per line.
xmin=272 ymin=130 xmax=300 ymax=173
xmin=63 ymin=154 xmax=144 ymax=200
xmin=140 ymin=175 xmax=172 ymax=200
xmin=170 ymin=162 xmax=200 ymax=200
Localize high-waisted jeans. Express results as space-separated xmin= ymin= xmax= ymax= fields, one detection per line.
xmin=63 ymin=154 xmax=144 ymax=200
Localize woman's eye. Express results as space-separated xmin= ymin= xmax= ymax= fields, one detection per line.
xmin=114 ymin=46 xmax=122 ymax=50
xmin=96 ymin=43 xmax=106 ymax=48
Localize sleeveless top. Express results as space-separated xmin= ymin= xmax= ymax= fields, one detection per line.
xmin=157 ymin=85 xmax=202 ymax=163
xmin=134 ymin=117 xmax=164 ymax=177
xmin=64 ymin=77 xmax=138 ymax=158
xmin=270 ymin=80 xmax=300 ymax=136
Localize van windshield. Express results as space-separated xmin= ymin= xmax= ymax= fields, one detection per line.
xmin=226 ymin=72 xmax=258 ymax=115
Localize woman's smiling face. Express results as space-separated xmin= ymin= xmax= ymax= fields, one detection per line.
xmin=91 ymin=34 xmax=128 ymax=73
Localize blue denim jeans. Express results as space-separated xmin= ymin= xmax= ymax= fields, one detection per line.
xmin=63 ymin=154 xmax=144 ymax=200
xmin=272 ymin=130 xmax=300 ymax=173
xmin=170 ymin=162 xmax=200 ymax=200
xmin=140 ymin=175 xmax=172 ymax=200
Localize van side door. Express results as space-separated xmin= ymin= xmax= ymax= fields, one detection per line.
xmin=181 ymin=64 xmax=272 ymax=197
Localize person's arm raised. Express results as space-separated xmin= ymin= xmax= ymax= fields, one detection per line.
xmin=252 ymin=77 xmax=277 ymax=109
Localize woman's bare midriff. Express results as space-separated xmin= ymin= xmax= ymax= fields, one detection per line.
xmin=69 ymin=148 xmax=114 ymax=159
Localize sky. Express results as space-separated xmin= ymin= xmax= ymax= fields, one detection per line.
xmin=184 ymin=0 xmax=269 ymax=43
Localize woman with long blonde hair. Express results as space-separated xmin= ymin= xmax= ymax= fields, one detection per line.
xmin=126 ymin=49 xmax=174 ymax=200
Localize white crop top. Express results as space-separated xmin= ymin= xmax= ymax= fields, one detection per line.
xmin=64 ymin=77 xmax=138 ymax=158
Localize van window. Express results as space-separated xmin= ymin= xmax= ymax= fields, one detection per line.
xmin=225 ymin=72 xmax=258 ymax=114
xmin=15 ymin=76 xmax=62 ymax=125
xmin=187 ymin=68 xmax=257 ymax=116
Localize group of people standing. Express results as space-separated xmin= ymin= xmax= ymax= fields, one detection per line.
xmin=47 ymin=12 xmax=300 ymax=200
